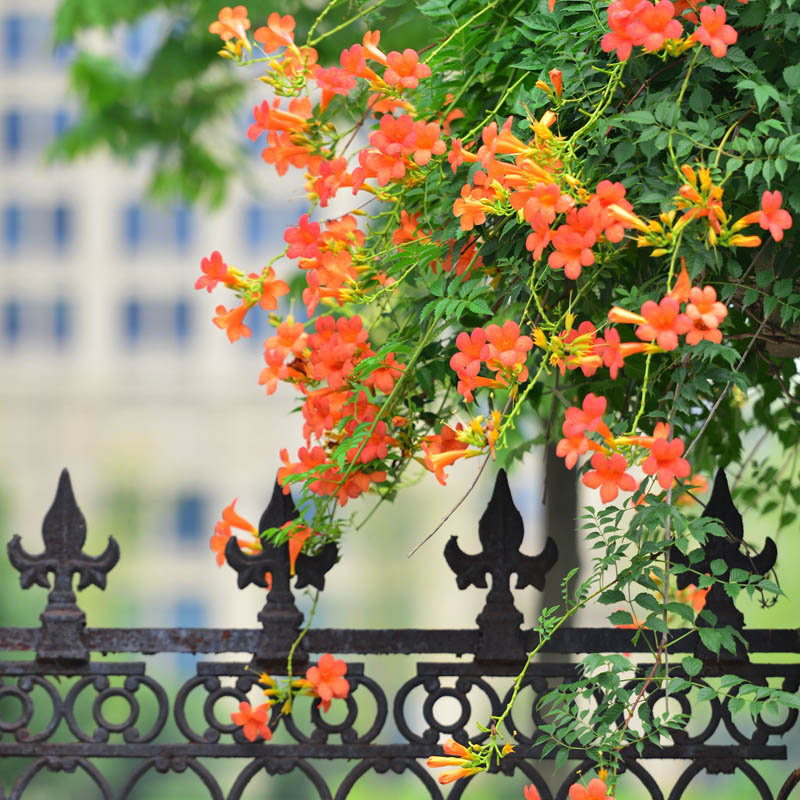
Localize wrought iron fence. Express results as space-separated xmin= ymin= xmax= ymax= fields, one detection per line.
xmin=0 ymin=467 xmax=797 ymax=799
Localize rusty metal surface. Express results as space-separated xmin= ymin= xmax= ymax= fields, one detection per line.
xmin=0 ymin=468 xmax=796 ymax=799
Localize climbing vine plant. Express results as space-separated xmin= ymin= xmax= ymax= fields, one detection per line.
xmin=200 ymin=0 xmax=800 ymax=795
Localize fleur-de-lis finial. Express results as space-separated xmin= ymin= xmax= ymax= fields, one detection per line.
xmin=7 ymin=469 xmax=119 ymax=663
xmin=225 ymin=479 xmax=337 ymax=668
xmin=445 ymin=469 xmax=558 ymax=661
xmin=673 ymin=468 xmax=777 ymax=663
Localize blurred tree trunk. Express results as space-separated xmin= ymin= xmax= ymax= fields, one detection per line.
xmin=533 ymin=443 xmax=579 ymax=785
xmin=539 ymin=442 xmax=579 ymax=621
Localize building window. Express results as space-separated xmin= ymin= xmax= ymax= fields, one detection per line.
xmin=3 ymin=301 xmax=20 ymax=344
xmin=2 ymin=109 xmax=71 ymax=159
xmin=175 ymin=494 xmax=205 ymax=542
xmin=123 ymin=300 xmax=141 ymax=344
xmin=2 ymin=15 xmax=58 ymax=67
xmin=121 ymin=203 xmax=194 ymax=252
xmin=3 ymin=111 xmax=21 ymax=155
xmin=175 ymin=300 xmax=191 ymax=344
xmin=175 ymin=599 xmax=205 ymax=628
xmin=121 ymin=298 xmax=194 ymax=347
xmin=53 ymin=299 xmax=70 ymax=345
xmin=244 ymin=303 xmax=270 ymax=348
xmin=174 ymin=206 xmax=192 ymax=248
xmin=124 ymin=13 xmax=165 ymax=71
xmin=123 ymin=205 xmax=141 ymax=250
xmin=4 ymin=205 xmax=20 ymax=250
xmin=3 ymin=16 xmax=24 ymax=64
xmin=2 ymin=203 xmax=74 ymax=252
xmin=53 ymin=204 xmax=71 ymax=249
xmin=0 ymin=298 xmax=73 ymax=347
xmin=243 ymin=202 xmax=306 ymax=251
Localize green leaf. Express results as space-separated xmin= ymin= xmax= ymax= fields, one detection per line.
xmin=682 ymin=656 xmax=703 ymax=676
xmin=618 ymin=109 xmax=656 ymax=125
xmin=742 ymin=288 xmax=759 ymax=308
xmin=634 ymin=592 xmax=661 ymax=612
xmin=667 ymin=601 xmax=695 ymax=622
xmin=756 ymin=269 xmax=774 ymax=287
xmin=754 ymin=83 xmax=781 ymax=112
xmin=725 ymin=157 xmax=743 ymax=175
xmin=745 ymin=159 xmax=762 ymax=184
xmin=764 ymin=296 xmax=779 ymax=319
xmin=699 ymin=627 xmax=723 ymax=654
xmin=784 ymin=63 xmax=800 ymax=90
xmin=609 ymin=610 xmax=634 ymax=626
xmin=689 ymin=86 xmax=712 ymax=113
xmin=710 ymin=558 xmax=728 ymax=576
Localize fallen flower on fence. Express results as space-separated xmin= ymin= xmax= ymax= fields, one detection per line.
xmin=296 ymin=653 xmax=349 ymax=712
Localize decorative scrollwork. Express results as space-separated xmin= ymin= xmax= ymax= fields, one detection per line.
xmin=61 ymin=672 xmax=167 ymax=743
xmin=282 ymin=667 xmax=387 ymax=745
xmin=394 ymin=671 xmax=501 ymax=745
xmin=0 ymin=676 xmax=61 ymax=743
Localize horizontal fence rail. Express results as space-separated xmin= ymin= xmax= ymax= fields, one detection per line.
xmin=0 ymin=468 xmax=796 ymax=799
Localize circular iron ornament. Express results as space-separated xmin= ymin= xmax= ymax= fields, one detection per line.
xmin=644 ymin=683 xmax=719 ymax=746
xmin=334 ymin=757 xmax=444 ymax=800
xmin=5 ymin=676 xmax=63 ymax=743
xmin=203 ymin=683 xmax=250 ymax=742
xmin=454 ymin=676 xmax=502 ymax=743
xmin=394 ymin=675 xmax=441 ymax=744
xmin=228 ymin=757 xmax=333 ymax=800
xmin=0 ymin=683 xmax=34 ymax=734
xmin=394 ymin=674 xmax=501 ymax=745
xmin=309 ymin=692 xmax=358 ymax=739
xmin=730 ymin=671 xmax=800 ymax=745
xmin=118 ymin=756 xmax=224 ymax=800
xmin=92 ymin=687 xmax=138 ymax=735
xmin=281 ymin=671 xmax=388 ymax=745
xmin=9 ymin=756 xmax=113 ymax=800
xmin=62 ymin=673 xmax=167 ymax=744
xmin=175 ymin=675 xmax=216 ymax=743
xmin=121 ymin=675 xmax=169 ymax=743
xmin=422 ymin=686 xmax=471 ymax=736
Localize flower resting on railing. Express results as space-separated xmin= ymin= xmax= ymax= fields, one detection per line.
xmin=230 ymin=654 xmax=349 ymax=739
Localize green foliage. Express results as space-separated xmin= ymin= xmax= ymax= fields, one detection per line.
xmin=50 ymin=0 xmax=436 ymax=205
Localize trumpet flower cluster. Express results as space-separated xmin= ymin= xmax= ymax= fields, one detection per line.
xmin=198 ymin=1 xmax=797 ymax=793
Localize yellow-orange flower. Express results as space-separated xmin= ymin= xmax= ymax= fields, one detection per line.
xmin=209 ymin=6 xmax=251 ymax=51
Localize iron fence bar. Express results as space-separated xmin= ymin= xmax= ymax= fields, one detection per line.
xmin=0 ymin=627 xmax=798 ymax=656
xmin=0 ymin=744 xmax=786 ymax=760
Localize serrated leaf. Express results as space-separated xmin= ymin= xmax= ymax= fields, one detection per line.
xmin=689 ymin=85 xmax=712 ymax=113
xmin=682 ymin=656 xmax=703 ymax=677
xmin=745 ymin=159 xmax=762 ymax=184
xmin=609 ymin=610 xmax=634 ymax=625
xmin=784 ymin=63 xmax=800 ymax=90
xmin=618 ymin=109 xmax=656 ymax=125
xmin=699 ymin=627 xmax=723 ymax=654
xmin=742 ymin=287 xmax=759 ymax=308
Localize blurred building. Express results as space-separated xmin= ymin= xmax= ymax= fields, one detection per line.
xmin=0 ymin=0 xmax=314 ymax=645
xmin=0 ymin=0 xmax=549 ymax=655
